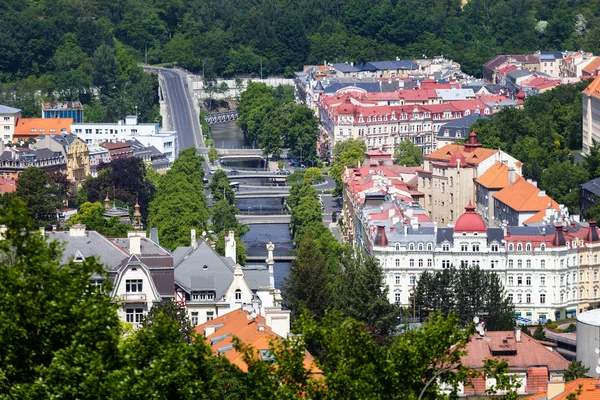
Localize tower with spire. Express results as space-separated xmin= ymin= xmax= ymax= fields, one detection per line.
xmin=133 ymin=195 xmax=142 ymax=230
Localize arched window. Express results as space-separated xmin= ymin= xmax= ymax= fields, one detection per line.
xmin=517 ymin=243 xmax=523 ymax=251
xmin=442 ymin=244 xmax=450 ymax=251
xmin=526 ymin=243 xmax=531 ymax=252
xmin=409 ymin=243 xmax=415 ymax=251
xmin=395 ymin=243 xmax=400 ymax=251
xmin=418 ymin=243 xmax=424 ymax=251
xmin=235 ymin=289 xmax=242 ymax=300
xmin=395 ymin=259 xmax=400 ymax=267
xmin=508 ymin=243 xmax=514 ymax=251
xmin=517 ymin=260 xmax=522 ymax=268
xmin=540 ymin=243 xmax=546 ymax=251
xmin=427 ymin=243 xmax=433 ymax=251
xmin=491 ymin=244 xmax=499 ymax=252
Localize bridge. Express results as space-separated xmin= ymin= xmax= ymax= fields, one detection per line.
xmin=227 ymin=173 xmax=287 ymax=180
xmin=217 ymin=148 xmax=264 ymax=161
xmin=236 ymin=214 xmax=291 ymax=224
xmin=236 ymin=191 xmax=290 ymax=199
xmin=204 ymin=110 xmax=238 ymax=124
xmin=246 ymin=255 xmax=296 ymax=262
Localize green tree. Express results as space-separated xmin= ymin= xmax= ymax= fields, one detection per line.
xmin=210 ymin=199 xmax=240 ymax=234
xmin=330 ymin=139 xmax=368 ymax=194
xmin=141 ymin=300 xmax=194 ymax=343
xmin=303 ymin=167 xmax=324 ymax=184
xmin=283 ymin=239 xmax=332 ymax=320
xmin=533 ymin=323 xmax=546 ymax=341
xmin=541 ymin=162 xmax=589 ymax=213
xmin=0 ymin=199 xmax=121 ymax=396
xmin=208 ymin=169 xmax=235 ymax=204
xmin=394 ymin=138 xmax=424 ymax=166
xmin=564 ymin=360 xmax=590 ymax=382
xmin=208 ymin=146 xmax=219 ymax=164
xmin=68 ymin=201 xmax=130 ymax=237
xmin=334 ymin=252 xmax=399 ymax=335
xmin=15 ymin=167 xmax=63 ymax=226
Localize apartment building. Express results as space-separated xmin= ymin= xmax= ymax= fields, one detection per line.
xmin=0 ymin=105 xmax=21 ymax=143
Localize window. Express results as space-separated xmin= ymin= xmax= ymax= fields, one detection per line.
xmin=517 ymin=243 xmax=522 ymax=251
xmin=3 ymin=116 xmax=9 ymax=121
xmin=491 ymin=260 xmax=498 ymax=269
xmin=442 ymin=260 xmax=451 ymax=268
xmin=125 ymin=279 xmax=143 ymax=293
xmin=191 ymin=311 xmax=199 ymax=326
xmin=409 ymin=243 xmax=415 ymax=251
xmin=526 ymin=276 xmax=531 ymax=286
xmin=409 ymin=275 xmax=415 ymax=286
xmin=472 ymin=244 xmax=479 ymax=252
xmin=541 ymin=260 xmax=546 ymax=268
xmin=442 ymin=244 xmax=450 ymax=251
xmin=517 ymin=293 xmax=522 ymax=303
xmin=526 ymin=293 xmax=531 ymax=303
xmin=395 ymin=275 xmax=401 ymax=285
xmin=207 ymin=311 xmax=214 ymax=321
xmin=3 ymin=126 xmax=9 ymax=130
xmin=595 ymin=255 xmax=599 ymax=264
xmin=427 ymin=243 xmax=433 ymax=251
xmin=540 ymin=294 xmax=546 ymax=304
xmin=461 ymin=244 xmax=468 ymax=252
xmin=126 ymin=308 xmax=144 ymax=324
xmin=508 ymin=293 xmax=513 ymax=303
xmin=394 ymin=292 xmax=401 ymax=303
xmin=235 ymin=289 xmax=242 ymax=300
xmin=517 ymin=276 xmax=522 ymax=286
xmin=560 ymin=293 xmax=564 ymax=303
xmin=410 ymin=259 xmax=415 ymax=267
xmin=395 ymin=259 xmax=400 ymax=267
xmin=418 ymin=243 xmax=424 ymax=251
xmin=540 ymin=276 xmax=546 ymax=286
xmin=508 ymin=276 xmax=514 ymax=286
xmin=517 ymin=260 xmax=522 ymax=268
xmin=395 ymin=244 xmax=400 ymax=251
xmin=526 ymin=243 xmax=531 ymax=251
xmin=418 ymin=259 xmax=423 ymax=268
xmin=595 ymin=270 xmax=598 ymax=281
xmin=508 ymin=260 xmax=514 ymax=268
xmin=427 ymin=259 xmax=432 ymax=268
xmin=491 ymin=244 xmax=499 ymax=252
xmin=526 ymin=260 xmax=531 ymax=268
xmin=540 ymin=243 xmax=546 ymax=251
xmin=508 ymin=243 xmax=514 ymax=251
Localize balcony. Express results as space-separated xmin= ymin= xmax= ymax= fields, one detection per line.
xmin=120 ymin=293 xmax=147 ymax=302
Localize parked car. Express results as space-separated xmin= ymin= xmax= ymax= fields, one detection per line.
xmin=278 ymin=170 xmax=291 ymax=175
xmin=209 ymin=168 xmax=216 ymax=174
xmin=228 ymin=170 xmax=240 ymax=176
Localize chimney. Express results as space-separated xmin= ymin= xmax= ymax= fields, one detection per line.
xmin=204 ymin=324 xmax=217 ymax=337
xmin=404 ymin=225 xmax=408 ymax=236
xmin=265 ymin=307 xmax=291 ymax=338
xmin=129 ymin=235 xmax=141 ymax=255
xmin=191 ymin=229 xmax=197 ymax=249
xmin=150 ymin=227 xmax=159 ymax=244
xmin=508 ymin=167 xmax=516 ymax=185
xmin=225 ymin=230 xmax=237 ymax=262
xmin=515 ymin=328 xmax=521 ymax=342
xmin=547 ymin=380 xmax=565 ymax=399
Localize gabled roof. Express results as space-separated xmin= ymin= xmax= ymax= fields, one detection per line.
xmin=331 ymin=63 xmax=360 ymax=73
xmin=195 ymin=309 xmax=321 ymax=374
xmin=582 ymin=57 xmax=600 ymax=75
xmin=475 ymin=162 xmax=519 ymax=189
xmin=425 ymin=142 xmax=497 ymax=166
xmin=174 ymin=239 xmax=236 ymax=298
xmin=493 ymin=177 xmax=559 ymax=212
xmin=0 ymin=104 xmax=21 ymax=114
xmin=581 ymin=176 xmax=600 ymax=196
xmin=527 ymin=378 xmax=600 ymax=399
xmin=583 ymin=76 xmax=600 ymax=100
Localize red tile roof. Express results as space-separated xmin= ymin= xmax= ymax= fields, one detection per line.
xmin=493 ymin=177 xmax=559 ymax=212
xmin=462 ymin=331 xmax=569 ymax=372
xmin=476 ymin=162 xmax=520 ymax=189
xmin=583 ymin=75 xmax=600 ymax=100
xmin=528 ymin=378 xmax=600 ymax=399
xmin=14 ymin=118 xmax=73 ymax=138
xmin=582 ymin=58 xmax=600 ymax=75
xmin=195 ymin=309 xmax=321 ymax=374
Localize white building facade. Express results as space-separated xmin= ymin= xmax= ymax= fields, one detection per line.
xmin=0 ymin=105 xmax=21 ymax=143
xmin=71 ymin=116 xmax=179 ymax=162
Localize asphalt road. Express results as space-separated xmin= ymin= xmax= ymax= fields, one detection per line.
xmin=146 ymin=67 xmax=201 ymax=150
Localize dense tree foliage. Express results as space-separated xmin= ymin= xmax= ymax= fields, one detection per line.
xmin=80 ymin=157 xmax=155 ymax=219
xmin=414 ymin=265 xmax=514 ymax=331
xmin=237 ymin=83 xmax=318 ymax=161
xmin=564 ymin=360 xmax=590 ymax=382
xmin=0 ymin=200 xmax=518 ymax=399
xmin=3 ymin=0 xmax=599 ymax=78
xmin=330 ymin=138 xmax=367 ymax=194
xmin=15 ymin=167 xmax=63 ymax=226
xmin=147 ymin=148 xmax=209 ymax=250
xmin=68 ymin=201 xmax=130 ymax=237
xmin=394 ymin=138 xmax=424 ymax=167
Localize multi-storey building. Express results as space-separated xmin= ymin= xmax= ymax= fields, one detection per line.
xmin=71 ymin=116 xmax=178 ymax=162
xmin=13 ymin=118 xmax=72 ymax=141
xmin=358 ymin=201 xmax=597 ymax=322
xmin=582 ymin=76 xmax=600 ymax=154
xmin=0 ymin=147 xmax=66 ymax=179
xmin=32 ymin=134 xmax=90 ymax=185
xmin=42 ymin=101 xmax=83 ymax=123
xmin=0 ymin=105 xmax=21 ymax=143
xmin=417 ymin=132 xmax=521 ymax=226
xmin=318 ymin=91 xmax=493 ymax=155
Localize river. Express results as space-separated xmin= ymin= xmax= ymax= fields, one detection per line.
xmin=211 ymin=121 xmax=292 ymax=289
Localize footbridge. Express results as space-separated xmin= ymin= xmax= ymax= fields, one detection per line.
xmin=217 ymin=148 xmax=264 ymax=161
xmin=204 ymin=110 xmax=238 ymax=124
xmin=235 ymin=190 xmax=290 ymax=199
xmin=246 ymin=255 xmax=296 ymax=262
xmin=236 ymin=214 xmax=291 ymax=224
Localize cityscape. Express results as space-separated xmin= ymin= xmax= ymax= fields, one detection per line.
xmin=3 ymin=0 xmax=600 ymax=398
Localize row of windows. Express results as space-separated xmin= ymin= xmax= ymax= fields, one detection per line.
xmin=190 ymin=311 xmax=214 ymax=326
xmin=396 ymin=243 xmax=500 ymax=252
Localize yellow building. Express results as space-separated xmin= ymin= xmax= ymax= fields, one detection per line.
xmin=578 ymin=220 xmax=600 ymax=312
xmin=31 ymin=133 xmax=90 ymax=186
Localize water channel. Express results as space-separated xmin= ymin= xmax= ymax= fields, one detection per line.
xmin=210 ymin=121 xmax=292 ymax=288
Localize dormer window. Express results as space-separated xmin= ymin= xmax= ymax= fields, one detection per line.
xmin=235 ymin=289 xmax=242 ymax=300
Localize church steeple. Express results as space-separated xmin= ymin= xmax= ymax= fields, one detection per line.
xmin=104 ymin=191 xmax=110 ymax=210
xmin=133 ymin=195 xmax=142 ymax=230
